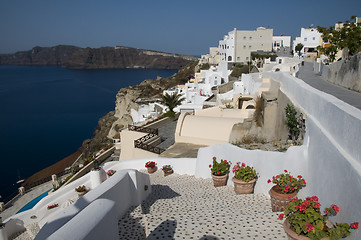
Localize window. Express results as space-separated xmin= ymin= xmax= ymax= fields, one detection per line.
xmin=243 ymin=36 xmax=246 ymax=40
xmin=228 ymin=56 xmax=232 ymax=61
xmin=237 ymin=57 xmax=240 ymax=61
xmin=249 ymin=45 xmax=252 ymax=49
xmin=312 ymin=37 xmax=315 ymax=40
xmin=243 ymin=45 xmax=246 ymax=48
xmin=214 ymin=80 xmax=217 ymax=85
xmin=249 ymin=36 xmax=252 ymax=40
xmin=246 ymin=57 xmax=249 ymax=61
xmin=304 ymin=38 xmax=307 ymax=41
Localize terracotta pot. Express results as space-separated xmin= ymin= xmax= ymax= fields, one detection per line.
xmin=232 ymin=177 xmax=256 ymax=194
xmin=164 ymin=170 xmax=174 ymax=177
xmin=283 ymin=219 xmax=330 ymax=240
xmin=147 ymin=166 xmax=157 ymax=174
xmin=211 ymin=174 xmax=228 ymax=187
xmin=269 ymin=185 xmax=297 ymax=212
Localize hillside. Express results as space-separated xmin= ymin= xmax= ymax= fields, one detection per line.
xmin=0 ymin=45 xmax=196 ymax=69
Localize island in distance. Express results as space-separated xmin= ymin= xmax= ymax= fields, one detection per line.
xmin=0 ymin=45 xmax=197 ymax=69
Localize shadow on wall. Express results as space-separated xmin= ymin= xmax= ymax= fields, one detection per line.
xmin=141 ymin=185 xmax=180 ymax=214
xmin=147 ymin=219 xmax=177 ymax=240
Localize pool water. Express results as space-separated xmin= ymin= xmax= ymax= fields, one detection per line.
xmin=17 ymin=189 xmax=52 ymax=213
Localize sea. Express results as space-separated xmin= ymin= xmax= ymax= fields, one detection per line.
xmin=0 ymin=65 xmax=177 ymax=202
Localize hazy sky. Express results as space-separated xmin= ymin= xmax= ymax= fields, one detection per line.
xmin=0 ymin=0 xmax=360 ymax=55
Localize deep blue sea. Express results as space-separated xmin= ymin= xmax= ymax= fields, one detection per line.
xmin=0 ymin=65 xmax=177 ymax=201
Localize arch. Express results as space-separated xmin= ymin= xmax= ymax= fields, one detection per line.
xmin=228 ymin=56 xmax=232 ymax=61
xmin=246 ymin=105 xmax=255 ymax=109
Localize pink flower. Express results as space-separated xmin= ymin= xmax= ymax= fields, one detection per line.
xmin=291 ymin=197 xmax=298 ymax=202
xmin=284 ymin=187 xmax=289 ymax=193
xmin=305 ymin=223 xmax=314 ymax=232
xmin=241 ymin=163 xmax=246 ymax=167
xmin=297 ymin=175 xmax=303 ymax=178
xmin=224 ymin=160 xmax=227 ymax=163
xmin=350 ymin=222 xmax=359 ymax=229
xmin=303 ymin=200 xmax=310 ymax=207
xmin=314 ymin=202 xmax=321 ymax=208
xmin=331 ymin=204 xmax=339 ymax=213
xmin=267 ymin=179 xmax=271 ymax=183
xmin=284 ymin=170 xmax=288 ymax=173
xmin=299 ymin=205 xmax=307 ymax=211
xmin=324 ymin=210 xmax=329 ymax=215
xmin=213 ymin=157 xmax=216 ymax=160
xmin=209 ymin=164 xmax=211 ymax=168
xmin=303 ymin=179 xmax=306 ymax=185
xmin=217 ymin=171 xmax=220 ymax=175
xmin=278 ymin=213 xmax=284 ymax=220
xmin=276 ymin=175 xmax=279 ymax=179
xmin=310 ymin=196 xmax=319 ymax=202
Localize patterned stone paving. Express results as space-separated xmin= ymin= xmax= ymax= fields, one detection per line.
xmin=118 ymin=170 xmax=287 ymax=239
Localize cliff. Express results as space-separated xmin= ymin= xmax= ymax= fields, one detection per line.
xmin=0 ymin=45 xmax=196 ymax=69
xmin=82 ymin=60 xmax=199 ymax=157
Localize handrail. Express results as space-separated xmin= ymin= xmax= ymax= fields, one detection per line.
xmin=128 ymin=125 xmax=158 ymax=135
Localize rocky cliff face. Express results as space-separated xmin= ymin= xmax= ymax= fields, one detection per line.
xmin=0 ymin=45 xmax=196 ymax=69
xmin=82 ymin=60 xmax=199 ymax=158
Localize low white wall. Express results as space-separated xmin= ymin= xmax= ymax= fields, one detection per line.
xmin=35 ymin=169 xmax=151 ymax=239
xmin=195 ymin=143 xmax=308 ymax=195
xmin=102 ymin=157 xmax=197 ymax=177
xmin=47 ymin=199 xmax=118 ymax=240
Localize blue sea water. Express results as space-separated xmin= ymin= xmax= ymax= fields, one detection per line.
xmin=0 ymin=65 xmax=177 ymax=201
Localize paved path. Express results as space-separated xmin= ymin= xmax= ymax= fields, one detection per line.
xmin=157 ymin=119 xmax=178 ymax=150
xmin=298 ymin=62 xmax=361 ymax=110
xmin=0 ymin=182 xmax=53 ymax=221
xmin=119 ymin=170 xmax=286 ymax=239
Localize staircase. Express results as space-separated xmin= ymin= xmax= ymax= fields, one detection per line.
xmin=118 ymin=171 xmax=287 ymax=239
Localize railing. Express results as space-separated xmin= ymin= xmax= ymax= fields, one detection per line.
xmin=22 ymin=168 xmax=71 ymax=191
xmin=134 ymin=134 xmax=165 ymax=154
xmin=128 ymin=125 xmax=158 ymax=135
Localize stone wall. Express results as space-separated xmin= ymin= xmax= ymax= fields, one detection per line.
xmin=323 ymin=53 xmax=361 ymax=92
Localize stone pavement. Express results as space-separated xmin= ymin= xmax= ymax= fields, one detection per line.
xmin=159 ymin=143 xmax=207 ymax=158
xmin=0 ymin=182 xmax=53 ymax=221
xmin=157 ymin=119 xmax=178 ymax=150
xmin=298 ymin=62 xmax=361 ymax=110
xmin=119 ymin=170 xmax=287 ymax=240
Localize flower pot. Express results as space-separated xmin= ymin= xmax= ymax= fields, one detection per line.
xmin=269 ymin=185 xmax=297 ymax=212
xmin=232 ymin=177 xmax=256 ymax=194
xmin=164 ymin=170 xmax=173 ymax=177
xmin=147 ymin=166 xmax=157 ymax=174
xmin=211 ymin=174 xmax=228 ymax=187
xmin=283 ymin=219 xmax=330 ymax=240
xmin=77 ymin=191 xmax=87 ymax=198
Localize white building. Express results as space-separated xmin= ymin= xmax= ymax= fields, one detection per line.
xmin=293 ymin=28 xmax=322 ymax=56
xmin=272 ymin=36 xmax=292 ymax=56
xmin=218 ymin=27 xmax=273 ymax=78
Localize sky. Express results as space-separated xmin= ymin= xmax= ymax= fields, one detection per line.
xmin=0 ymin=0 xmax=360 ymax=56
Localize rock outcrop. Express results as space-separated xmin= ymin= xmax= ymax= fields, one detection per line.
xmin=83 ymin=60 xmax=198 ymax=158
xmin=0 ymin=45 xmax=196 ymax=69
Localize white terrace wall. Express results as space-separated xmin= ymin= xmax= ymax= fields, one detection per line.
xmin=263 ymin=71 xmax=361 ymax=239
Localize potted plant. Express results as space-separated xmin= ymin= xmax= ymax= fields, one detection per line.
xmin=106 ymin=169 xmax=116 ymax=177
xmin=209 ymin=157 xmax=231 ymax=187
xmin=279 ymin=196 xmax=359 ymax=240
xmin=145 ymin=161 xmax=157 ymax=174
xmin=75 ymin=185 xmax=87 ymax=198
xmin=161 ymin=165 xmax=173 ymax=177
xmin=267 ymin=170 xmax=306 ymax=212
xmin=47 ymin=203 xmax=59 ymax=210
xmin=232 ymin=162 xmax=257 ymax=194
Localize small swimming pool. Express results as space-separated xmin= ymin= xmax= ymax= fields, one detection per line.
xmin=17 ymin=189 xmax=52 ymax=213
